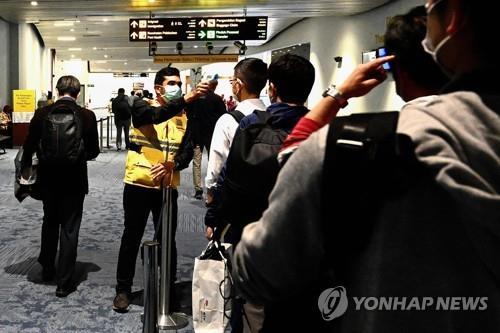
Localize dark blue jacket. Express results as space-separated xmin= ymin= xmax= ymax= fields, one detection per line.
xmin=205 ymin=103 xmax=309 ymax=229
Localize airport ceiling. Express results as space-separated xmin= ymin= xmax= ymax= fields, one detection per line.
xmin=0 ymin=0 xmax=393 ymax=73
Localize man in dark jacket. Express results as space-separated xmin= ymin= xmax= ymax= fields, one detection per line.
xmin=206 ymin=54 xmax=315 ymax=245
xmin=111 ymin=88 xmax=132 ymax=150
xmin=22 ymin=75 xmax=100 ymax=297
xmin=185 ymin=79 xmax=226 ymax=199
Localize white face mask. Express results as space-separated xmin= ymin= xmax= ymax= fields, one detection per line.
xmin=164 ymin=84 xmax=182 ymax=101
xmin=421 ymin=0 xmax=456 ymax=76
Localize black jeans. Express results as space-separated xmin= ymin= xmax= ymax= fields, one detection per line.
xmin=116 ymin=184 xmax=178 ymax=294
xmin=38 ymin=190 xmax=85 ymax=289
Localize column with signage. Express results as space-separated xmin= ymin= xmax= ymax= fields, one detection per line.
xmin=12 ymin=90 xmax=36 ymax=146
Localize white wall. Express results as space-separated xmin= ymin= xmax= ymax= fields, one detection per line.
xmin=87 ymin=73 xmax=155 ymax=109
xmin=18 ymin=24 xmax=51 ymax=100
xmin=198 ymin=62 xmax=238 ymax=99
xmin=230 ymin=0 xmax=422 ymax=114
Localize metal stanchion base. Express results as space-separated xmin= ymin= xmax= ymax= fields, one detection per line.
xmin=158 ymin=312 xmax=189 ymax=330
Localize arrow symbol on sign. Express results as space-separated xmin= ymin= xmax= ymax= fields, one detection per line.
xmin=130 ymin=21 xmax=138 ymax=28
xmin=198 ymin=30 xmax=206 ymax=39
xmin=199 ymin=19 xmax=207 ymax=27
xmin=130 ymin=32 xmax=139 ymax=39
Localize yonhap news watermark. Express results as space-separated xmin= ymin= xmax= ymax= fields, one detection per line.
xmin=318 ymin=286 xmax=488 ymax=321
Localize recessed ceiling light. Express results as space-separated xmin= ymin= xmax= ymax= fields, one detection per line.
xmin=54 ymin=21 xmax=74 ymax=27
xmin=70 ymin=28 xmax=75 ymax=32
xmin=93 ymin=47 xmax=97 ymax=50
xmin=193 ymin=45 xmax=198 ymax=48
xmin=104 ymin=54 xmax=108 ymax=58
xmin=68 ymin=48 xmax=81 ymax=51
xmin=57 ymin=36 xmax=76 ymax=41
xmin=124 ymin=62 xmax=128 ymax=65
xmin=103 ymin=18 xmax=108 ymax=22
xmin=30 ymin=1 xmax=38 ymax=6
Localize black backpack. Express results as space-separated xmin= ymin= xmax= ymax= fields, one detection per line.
xmin=228 ymin=110 xmax=245 ymax=124
xmin=39 ymin=102 xmax=85 ymax=165
xmin=261 ymin=111 xmax=421 ymax=332
xmin=219 ymin=110 xmax=289 ymax=229
xmin=112 ymin=95 xmax=131 ymax=120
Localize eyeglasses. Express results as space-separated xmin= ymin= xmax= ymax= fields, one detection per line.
xmin=229 ymin=78 xmax=242 ymax=85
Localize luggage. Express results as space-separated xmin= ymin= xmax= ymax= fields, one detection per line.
xmin=192 ymin=241 xmax=232 ymax=333
xmin=39 ymin=102 xmax=85 ymax=165
xmin=262 ymin=111 xmax=420 ymax=332
xmin=14 ymin=147 xmax=42 ymax=202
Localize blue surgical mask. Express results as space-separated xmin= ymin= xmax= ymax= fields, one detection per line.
xmin=164 ymin=85 xmax=182 ymax=101
xmin=421 ymin=0 xmax=456 ymax=76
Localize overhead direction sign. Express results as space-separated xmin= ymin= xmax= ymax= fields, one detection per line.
xmin=129 ymin=16 xmax=268 ymax=42
xmin=154 ymin=54 xmax=239 ymax=64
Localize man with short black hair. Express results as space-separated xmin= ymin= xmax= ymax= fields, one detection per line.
xmin=111 ymin=88 xmax=131 ymax=150
xmin=385 ymin=6 xmax=448 ymax=102
xmin=113 ymin=66 xmax=209 ymax=313
xmin=185 ymin=78 xmax=227 ymax=199
xmin=22 ymin=75 xmax=100 ymax=297
xmin=204 ymin=58 xmax=267 ymax=207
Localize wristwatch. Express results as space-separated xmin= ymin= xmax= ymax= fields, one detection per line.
xmin=322 ymin=85 xmax=348 ymax=108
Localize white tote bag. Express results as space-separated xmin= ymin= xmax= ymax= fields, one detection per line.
xmin=192 ymin=242 xmax=232 ymax=333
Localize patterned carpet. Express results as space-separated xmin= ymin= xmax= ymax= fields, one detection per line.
xmin=0 ymin=142 xmax=210 ymax=332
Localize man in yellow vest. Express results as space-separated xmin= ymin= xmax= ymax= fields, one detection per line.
xmin=113 ymin=66 xmax=208 ymax=313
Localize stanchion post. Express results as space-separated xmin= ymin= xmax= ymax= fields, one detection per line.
xmin=157 ymin=186 xmax=189 ymax=330
xmin=110 ymin=114 xmax=114 ymax=142
xmin=100 ymin=119 xmax=104 ymax=151
xmin=97 ymin=119 xmax=103 ymax=152
xmin=106 ymin=116 xmax=110 ymax=148
xmin=142 ymin=241 xmax=159 ymax=333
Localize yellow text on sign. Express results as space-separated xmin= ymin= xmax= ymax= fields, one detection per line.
xmin=13 ymin=90 xmax=36 ymax=112
xmin=154 ymin=54 xmax=239 ymax=64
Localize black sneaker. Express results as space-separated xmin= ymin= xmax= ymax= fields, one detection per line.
xmin=55 ymin=286 xmax=76 ymax=298
xmin=113 ymin=292 xmax=130 ymax=313
xmin=194 ymin=190 xmax=203 ymax=200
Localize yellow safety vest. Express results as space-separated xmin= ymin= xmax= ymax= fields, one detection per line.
xmin=124 ymin=112 xmax=187 ymax=189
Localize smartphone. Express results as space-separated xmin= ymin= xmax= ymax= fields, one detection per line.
xmin=377 ymin=47 xmax=392 ymax=71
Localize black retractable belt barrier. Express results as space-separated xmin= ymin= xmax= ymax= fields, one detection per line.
xmin=142 ymin=241 xmax=159 ymax=333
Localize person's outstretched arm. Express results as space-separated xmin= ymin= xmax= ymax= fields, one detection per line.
xmin=132 ymin=83 xmax=209 ymax=127
xmin=278 ymin=56 xmax=394 ymax=165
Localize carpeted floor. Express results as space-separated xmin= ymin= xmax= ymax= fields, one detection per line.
xmin=0 ymin=141 xmax=211 ymax=332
